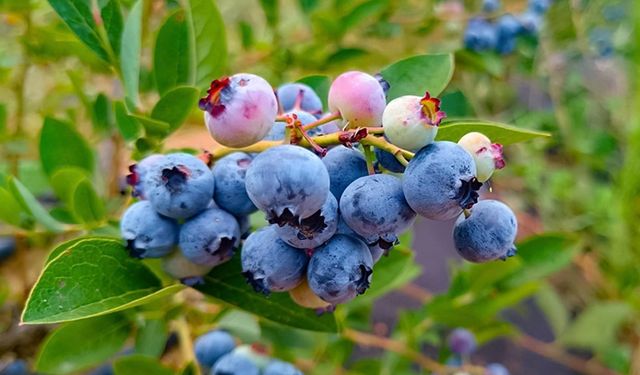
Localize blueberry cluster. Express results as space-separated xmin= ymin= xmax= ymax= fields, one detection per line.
xmin=443 ymin=328 xmax=510 ymax=375
xmin=194 ymin=330 xmax=302 ymax=375
xmin=121 ymin=69 xmax=519 ymax=311
xmin=463 ymin=0 xmax=553 ymax=55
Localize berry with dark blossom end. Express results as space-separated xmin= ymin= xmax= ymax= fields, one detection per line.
xmin=447 ymin=328 xmax=477 ymax=355
xmin=245 ymin=145 xmax=330 ymax=227
xmin=328 ymin=71 xmax=386 ymax=128
xmin=194 ymin=330 xmax=236 ymax=368
xmin=126 ymin=154 xmax=164 ymax=199
xmin=341 ymin=174 xmax=416 ymax=249
xmin=211 ymin=152 xmax=257 ymax=216
xmin=275 ymin=194 xmax=338 ymax=249
xmin=322 ymin=145 xmax=369 ymax=201
xmin=241 ymin=226 xmax=308 ymax=294
xmin=179 ymin=207 xmax=240 ymax=267
xmin=307 ymin=234 xmax=373 ymax=304
xmin=120 ymin=201 xmax=177 ymax=259
xmin=199 ymin=73 xmax=278 ymax=147
xmin=382 ymin=92 xmax=445 ymax=151
xmin=453 ymin=199 xmax=518 ymax=263
xmin=403 ymin=141 xmax=481 ymax=221
xmin=458 ymin=132 xmax=505 ymax=182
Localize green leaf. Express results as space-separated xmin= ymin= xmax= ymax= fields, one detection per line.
xmin=0 ymin=187 xmax=25 ymax=227
xmin=39 ymin=117 xmax=94 ymax=177
xmin=217 ymin=310 xmax=261 ymax=343
xmin=154 ymin=10 xmax=193 ymax=95
xmin=194 ymin=257 xmax=337 ymax=332
xmin=135 ymin=318 xmax=168 ymax=357
xmin=505 ymin=234 xmax=577 ymax=286
xmin=150 ymin=86 xmax=199 ymax=132
xmin=186 ymin=0 xmax=227 ymax=89
xmin=560 ymin=302 xmax=633 ymax=351
xmin=70 ymin=179 xmax=106 ymax=225
xmin=50 ymin=167 xmax=91 ymax=205
xmin=113 ymin=355 xmax=174 ymax=375
xmin=35 ymin=314 xmax=130 ymax=374
xmin=100 ymin=0 xmax=123 ymax=59
xmin=436 ymin=120 xmax=551 ymax=145
xmin=130 ymin=115 xmax=171 ymax=138
xmin=114 ymin=101 xmax=141 ymax=141
xmin=350 ymin=245 xmax=421 ymax=306
xmin=22 ymin=237 xmax=184 ymax=324
xmin=92 ymin=93 xmax=112 ymax=133
xmin=259 ymin=0 xmax=279 ymax=28
xmin=8 ymin=177 xmax=65 ymax=233
xmin=380 ymin=54 xmax=454 ymax=100
xmin=120 ymin=0 xmax=143 ymax=109
xmin=45 ymin=237 xmax=88 ymax=266
xmin=0 ymin=103 xmax=7 ymax=137
xmin=536 ymin=283 xmax=569 ymax=336
xmin=296 ymin=75 xmax=330 ymax=111
xmin=48 ymin=0 xmax=109 ymax=62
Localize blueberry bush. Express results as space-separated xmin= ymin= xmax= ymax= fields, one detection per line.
xmin=0 ymin=0 xmax=638 ymax=374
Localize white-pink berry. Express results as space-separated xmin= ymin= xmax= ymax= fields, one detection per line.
xmin=328 ymin=71 xmax=386 ymax=128
xmin=458 ymin=132 xmax=505 ymax=182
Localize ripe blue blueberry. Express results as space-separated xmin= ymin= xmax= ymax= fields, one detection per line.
xmin=142 ymin=153 xmax=214 ymax=219
xmin=264 ymin=110 xmax=322 ymax=141
xmin=0 ymin=236 xmax=16 ymax=262
xmin=264 ymin=360 xmax=303 ymax=375
xmin=211 ymin=352 xmax=260 ymax=375
xmin=245 ymin=145 xmax=330 ymax=226
xmin=482 ymin=0 xmax=500 ymax=12
xmin=211 ymin=152 xmax=257 ymax=216
xmin=402 ymin=141 xmax=481 ymax=221
xmin=374 ymin=147 xmax=405 ymax=173
xmin=464 ymin=18 xmax=497 ymax=52
xmin=495 ymin=14 xmax=522 ymax=55
xmin=486 ymin=363 xmax=510 ymax=375
xmin=126 ymin=154 xmax=163 ymax=199
xmin=275 ymin=194 xmax=338 ymax=249
xmin=340 ymin=174 xmax=416 ymax=249
xmin=120 ymin=201 xmax=178 ymax=259
xmin=162 ymin=250 xmax=213 ymax=286
xmin=276 ymin=83 xmax=323 ymax=116
xmin=528 ymin=0 xmax=551 ymax=14
xmin=200 ymin=74 xmax=278 ymax=148
xmin=179 ymin=207 xmax=240 ymax=267
xmin=448 ymin=328 xmax=477 ymax=355
xmin=241 ymin=226 xmax=308 ymax=294
xmin=518 ymin=11 xmax=542 ymax=36
xmin=321 ymin=146 xmax=368 ymax=201
xmin=453 ymin=199 xmax=518 ymax=263
xmin=194 ymin=330 xmax=236 ymax=368
xmin=0 ymin=360 xmax=28 ymax=375
xmin=307 ymin=234 xmax=373 ymax=304
xmin=336 ymin=217 xmax=384 ymax=262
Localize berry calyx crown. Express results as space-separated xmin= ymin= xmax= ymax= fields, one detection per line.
xmin=419 ymin=91 xmax=446 ymax=126
xmin=199 ymin=77 xmax=231 ymax=117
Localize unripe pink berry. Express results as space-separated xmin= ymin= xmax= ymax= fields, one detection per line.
xmin=328 ymin=71 xmax=386 ymax=128
xmin=458 ymin=132 xmax=505 ymax=182
xmin=382 ymin=92 xmax=445 ymax=151
xmin=199 ymin=73 xmax=278 ymax=147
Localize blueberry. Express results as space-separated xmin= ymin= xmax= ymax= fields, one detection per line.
xmin=179 ymin=207 xmax=240 ymax=267
xmin=335 ymin=216 xmax=384 ymax=262
xmin=382 ymin=92 xmax=444 ymax=151
xmin=328 ymin=71 xmax=386 ymax=128
xmin=126 ymin=154 xmax=164 ymax=199
xmin=448 ymin=328 xmax=477 ymax=355
xmin=374 ymin=147 xmax=405 ymax=173
xmin=263 ymin=110 xmax=324 ymax=142
xmin=161 ymin=250 xmax=213 ymax=285
xmin=589 ymin=28 xmax=614 ymax=58
xmin=0 ymin=360 xmax=28 ymax=375
xmin=518 ymin=11 xmax=542 ymax=36
xmin=200 ymin=74 xmax=278 ymax=147
xmin=289 ymin=279 xmax=332 ymax=310
xmin=453 ymin=199 xmax=518 ymax=263
xmin=142 ymin=153 xmax=214 ymax=219
xmin=495 ymin=14 xmax=522 ymax=55
xmin=264 ymin=360 xmax=303 ymax=375
xmin=120 ymin=201 xmax=178 ymax=258
xmin=236 ymin=214 xmax=251 ymax=239
xmin=241 ymin=226 xmax=308 ymax=293
xmin=0 ymin=236 xmax=17 ymax=262
xmin=402 ymin=141 xmax=481 ymax=221
xmin=276 ymin=83 xmax=323 ymax=116
xmin=275 ymin=194 xmax=338 ymax=249
xmin=245 ymin=145 xmax=330 ymax=226
xmin=485 ymin=363 xmax=510 ymax=375
xmin=211 ymin=352 xmax=260 ymax=375
xmin=211 ymin=152 xmax=257 ymax=216
xmin=482 ymin=0 xmax=500 ymax=12
xmin=340 ymin=174 xmax=416 ymax=249
xmin=464 ymin=18 xmax=498 ymax=52
xmin=374 ymin=73 xmax=391 ymax=95
xmin=307 ymin=234 xmax=373 ymax=304
xmin=194 ymin=330 xmax=236 ymax=368
xmin=321 ymin=146 xmax=368 ymax=201
xmin=528 ymin=0 xmax=551 ymax=14
xmin=458 ymin=132 xmax=505 ymax=182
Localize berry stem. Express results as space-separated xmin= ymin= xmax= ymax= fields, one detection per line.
xmin=302 ymin=112 xmax=342 ymax=131
xmin=363 ymin=145 xmax=376 ymax=175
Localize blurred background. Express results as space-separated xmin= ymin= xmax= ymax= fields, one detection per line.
xmin=0 ymin=0 xmax=639 ymax=374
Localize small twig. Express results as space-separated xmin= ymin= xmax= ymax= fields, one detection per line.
xmin=363 ymin=145 xmax=375 ymax=175
xmin=302 ymin=112 xmax=341 ymax=131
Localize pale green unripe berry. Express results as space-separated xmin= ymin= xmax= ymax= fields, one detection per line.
xmin=457 ymin=132 xmax=505 ymax=182
xmin=382 ymin=92 xmax=445 ymax=151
